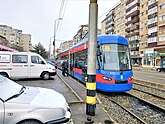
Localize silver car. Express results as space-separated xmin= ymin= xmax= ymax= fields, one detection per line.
xmin=0 ymin=75 xmax=71 ymax=124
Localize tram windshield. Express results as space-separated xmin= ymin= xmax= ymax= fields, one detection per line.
xmin=101 ymin=44 xmax=131 ymax=71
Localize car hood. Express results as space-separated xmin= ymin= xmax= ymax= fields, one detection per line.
xmin=8 ymin=86 xmax=68 ymax=112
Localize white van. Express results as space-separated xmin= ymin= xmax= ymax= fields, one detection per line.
xmin=0 ymin=51 xmax=56 ymax=80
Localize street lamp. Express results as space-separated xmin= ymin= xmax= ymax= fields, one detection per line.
xmin=53 ymin=18 xmax=63 ymax=60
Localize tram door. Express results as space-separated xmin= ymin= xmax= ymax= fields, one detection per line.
xmin=70 ymin=53 xmax=74 ymax=76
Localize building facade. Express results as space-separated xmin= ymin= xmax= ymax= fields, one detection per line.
xmin=101 ymin=0 xmax=165 ymax=68
xmin=0 ymin=25 xmax=32 ymax=52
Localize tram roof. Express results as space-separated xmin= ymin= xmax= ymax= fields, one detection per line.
xmin=71 ymin=35 xmax=128 ymax=49
xmin=58 ymin=35 xmax=128 ymax=55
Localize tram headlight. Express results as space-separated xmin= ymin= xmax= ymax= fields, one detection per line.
xmin=130 ymin=76 xmax=133 ymax=81
xmin=102 ymin=76 xmax=112 ymax=81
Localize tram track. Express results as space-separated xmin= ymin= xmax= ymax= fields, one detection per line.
xmin=56 ymin=69 xmax=165 ymax=123
xmin=97 ymin=92 xmax=165 ymax=124
xmin=130 ymin=83 xmax=165 ymax=109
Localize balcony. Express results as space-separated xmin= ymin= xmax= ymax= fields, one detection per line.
xmin=148 ymin=22 xmax=157 ymax=29
xmin=148 ymin=12 xmax=157 ymax=19
xmin=148 ymin=37 xmax=157 ymax=43
xmin=148 ymin=1 xmax=158 ymax=10
xmin=126 ymin=10 xmax=139 ymax=18
xmin=126 ymin=3 xmax=139 ymax=13
xmin=158 ymin=20 xmax=165 ymax=26
xmin=126 ymin=0 xmax=138 ymax=6
xmin=129 ymin=32 xmax=139 ymax=37
xmin=147 ymin=42 xmax=157 ymax=48
xmin=131 ymin=46 xmax=139 ymax=51
xmin=148 ymin=0 xmax=158 ymax=6
xmin=148 ymin=27 xmax=157 ymax=34
xmin=131 ymin=16 xmax=139 ymax=23
xmin=159 ymin=36 xmax=165 ymax=42
xmin=126 ymin=24 xmax=139 ymax=32
xmin=148 ymin=6 xmax=157 ymax=16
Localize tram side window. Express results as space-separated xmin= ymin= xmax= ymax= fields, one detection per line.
xmin=75 ymin=50 xmax=87 ymax=69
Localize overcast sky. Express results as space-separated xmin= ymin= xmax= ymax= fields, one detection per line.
xmin=0 ymin=0 xmax=119 ymax=50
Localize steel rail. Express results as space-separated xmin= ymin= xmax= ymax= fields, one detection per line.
xmin=132 ymin=87 xmax=165 ymax=100
xmin=133 ymin=82 xmax=165 ymax=92
xmin=98 ymin=93 xmax=147 ymax=124
xmin=126 ymin=92 xmax=165 ymax=112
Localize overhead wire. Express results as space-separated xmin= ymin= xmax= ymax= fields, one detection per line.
xmin=56 ymin=0 xmax=68 ymax=38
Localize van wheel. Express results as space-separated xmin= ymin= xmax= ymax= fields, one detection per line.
xmin=42 ymin=72 xmax=50 ymax=80
xmin=0 ymin=73 xmax=9 ymax=78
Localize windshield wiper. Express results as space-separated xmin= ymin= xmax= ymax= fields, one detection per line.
xmin=5 ymin=86 xmax=26 ymax=102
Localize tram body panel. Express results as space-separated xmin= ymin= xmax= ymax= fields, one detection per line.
xmin=57 ymin=35 xmax=133 ymax=92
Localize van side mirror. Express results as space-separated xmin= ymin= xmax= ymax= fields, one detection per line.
xmin=41 ymin=61 xmax=45 ymax=64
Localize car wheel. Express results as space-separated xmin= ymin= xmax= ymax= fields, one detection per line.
xmin=0 ymin=72 xmax=9 ymax=78
xmin=157 ymin=68 xmax=161 ymax=72
xmin=42 ymin=72 xmax=50 ymax=80
xmin=18 ymin=120 xmax=42 ymax=124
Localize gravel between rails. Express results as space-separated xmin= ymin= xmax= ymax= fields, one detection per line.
xmin=98 ymin=93 xmax=165 ymax=124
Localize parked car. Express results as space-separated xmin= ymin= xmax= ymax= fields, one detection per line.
xmin=0 ymin=75 xmax=71 ymax=124
xmin=156 ymin=60 xmax=165 ymax=72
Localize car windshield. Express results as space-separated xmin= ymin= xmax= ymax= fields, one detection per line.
xmin=102 ymin=44 xmax=131 ymax=71
xmin=0 ymin=75 xmax=22 ymax=101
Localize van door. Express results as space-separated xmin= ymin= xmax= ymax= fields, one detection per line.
xmin=30 ymin=56 xmax=45 ymax=78
xmin=11 ymin=55 xmax=29 ymax=78
xmin=0 ymin=100 xmax=4 ymax=124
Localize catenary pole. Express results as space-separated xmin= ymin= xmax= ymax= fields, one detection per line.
xmin=86 ymin=0 xmax=98 ymax=123
xmin=53 ymin=18 xmax=63 ymax=61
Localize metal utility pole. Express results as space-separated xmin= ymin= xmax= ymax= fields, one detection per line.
xmin=86 ymin=0 xmax=98 ymax=123
xmin=53 ymin=18 xmax=63 ymax=61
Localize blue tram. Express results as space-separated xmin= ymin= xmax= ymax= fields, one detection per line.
xmin=57 ymin=35 xmax=133 ymax=92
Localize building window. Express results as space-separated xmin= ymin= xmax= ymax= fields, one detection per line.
xmin=159 ymin=14 xmax=165 ymax=21
xmin=140 ymin=51 xmax=143 ymax=54
xmin=160 ymin=3 xmax=165 ymax=10
xmin=141 ymin=5 xmax=144 ymax=8
xmin=143 ymin=58 xmax=146 ymax=65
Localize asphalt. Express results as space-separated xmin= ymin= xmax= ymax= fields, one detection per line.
xmin=56 ymin=69 xmax=116 ymax=124
xmin=133 ymin=66 xmax=165 ymax=90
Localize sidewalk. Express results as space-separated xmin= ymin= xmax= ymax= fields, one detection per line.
xmin=132 ymin=66 xmax=156 ymax=71
xmin=56 ymin=70 xmax=116 ymax=124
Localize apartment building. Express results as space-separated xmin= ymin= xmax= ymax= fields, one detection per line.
xmin=125 ymin=0 xmax=140 ymax=65
xmin=73 ymin=25 xmax=101 ymax=44
xmin=101 ymin=18 xmax=106 ymax=34
xmin=101 ymin=0 xmax=165 ymax=68
xmin=73 ymin=25 xmax=89 ymax=44
xmin=0 ymin=35 xmax=8 ymax=46
xmin=0 ymin=25 xmax=32 ymax=52
xmin=20 ymin=34 xmax=32 ymax=52
xmin=105 ymin=9 xmax=115 ymax=34
xmin=114 ymin=2 xmax=126 ymax=36
xmin=59 ymin=40 xmax=73 ymax=52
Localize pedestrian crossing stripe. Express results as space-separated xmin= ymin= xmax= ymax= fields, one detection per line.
xmin=86 ymin=82 xmax=96 ymax=90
